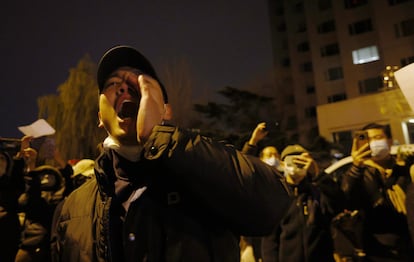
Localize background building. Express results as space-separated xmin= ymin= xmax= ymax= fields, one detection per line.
xmin=267 ymin=0 xmax=414 ymax=152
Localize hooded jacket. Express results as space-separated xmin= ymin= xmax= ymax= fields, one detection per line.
xmin=51 ymin=125 xmax=291 ymax=262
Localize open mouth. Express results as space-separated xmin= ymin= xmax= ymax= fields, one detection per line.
xmin=118 ymin=100 xmax=138 ymax=119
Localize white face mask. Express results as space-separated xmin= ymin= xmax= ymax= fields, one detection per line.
xmin=263 ymin=156 xmax=280 ymax=167
xmin=370 ymin=139 xmax=390 ymax=160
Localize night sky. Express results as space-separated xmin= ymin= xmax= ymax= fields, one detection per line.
xmin=1 ymin=0 xmax=273 ymax=138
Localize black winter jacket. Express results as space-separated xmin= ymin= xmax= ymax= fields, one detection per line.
xmin=51 ymin=125 xmax=291 ymax=262
xmin=341 ymin=158 xmax=414 ymax=261
xmin=261 ymin=173 xmax=344 ymax=262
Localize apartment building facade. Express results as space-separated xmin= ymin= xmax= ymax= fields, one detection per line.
xmin=267 ymin=0 xmax=414 ymax=151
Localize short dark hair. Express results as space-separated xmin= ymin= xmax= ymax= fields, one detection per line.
xmin=362 ymin=122 xmax=391 ymax=138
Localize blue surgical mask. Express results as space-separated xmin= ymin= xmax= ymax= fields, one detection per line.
xmin=369 ymin=139 xmax=390 ymax=160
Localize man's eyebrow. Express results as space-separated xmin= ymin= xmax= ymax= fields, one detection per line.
xmin=106 ymin=68 xmax=143 ymax=81
xmin=106 ymin=72 xmax=122 ymax=80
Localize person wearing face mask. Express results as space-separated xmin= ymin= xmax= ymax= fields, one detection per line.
xmin=341 ymin=122 xmax=414 ymax=261
xmin=260 ymin=144 xmax=345 ymax=262
xmin=240 ymin=123 xmax=284 ymax=262
xmin=260 ymin=146 xmax=282 ymax=171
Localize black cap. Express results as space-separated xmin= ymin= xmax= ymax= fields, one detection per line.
xmin=97 ymin=45 xmax=168 ymax=102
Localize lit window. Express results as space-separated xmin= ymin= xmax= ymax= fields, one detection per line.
xmin=352 ymin=45 xmax=380 ymax=64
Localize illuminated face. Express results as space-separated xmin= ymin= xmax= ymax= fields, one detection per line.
xmin=98 ymin=67 xmax=143 ymax=145
xmin=261 ymin=146 xmax=280 ymax=167
xmin=261 ymin=146 xmax=279 ymax=160
xmin=366 ymin=128 xmax=387 ymax=142
xmin=367 ymin=128 xmax=391 ymax=160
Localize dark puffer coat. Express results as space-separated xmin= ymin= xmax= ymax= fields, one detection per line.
xmin=261 ymin=173 xmax=345 ymax=262
xmin=51 ymin=125 xmax=291 ymax=262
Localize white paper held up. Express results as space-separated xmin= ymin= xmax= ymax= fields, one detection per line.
xmin=18 ymin=119 xmax=56 ymax=138
xmin=395 ymin=63 xmax=414 ymax=111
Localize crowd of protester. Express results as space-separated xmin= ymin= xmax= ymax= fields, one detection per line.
xmin=1 ymin=120 xmax=412 ymax=262
xmin=239 ymin=122 xmax=414 ymax=262
xmin=0 ymin=44 xmax=413 ymax=262
xmin=0 ymin=135 xmax=97 ymax=262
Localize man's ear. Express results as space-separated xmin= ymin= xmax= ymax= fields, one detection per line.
xmin=163 ymin=104 xmax=173 ymax=121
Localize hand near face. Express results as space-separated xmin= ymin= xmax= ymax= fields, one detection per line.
xmin=136 ymin=74 xmax=170 ymax=143
xmin=20 ymin=135 xmax=33 ymax=152
xmin=351 ymin=137 xmax=371 ymax=167
xmin=99 ymin=69 xmax=171 ymax=146
xmin=284 ymin=153 xmax=319 ymax=184
xmin=21 ymin=148 xmax=37 ymax=171
xmin=294 ymin=153 xmax=319 ymax=175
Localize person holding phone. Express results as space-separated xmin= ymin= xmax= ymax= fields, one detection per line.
xmin=341 ymin=122 xmax=414 ymax=261
xmin=261 ymin=144 xmax=345 ymax=262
